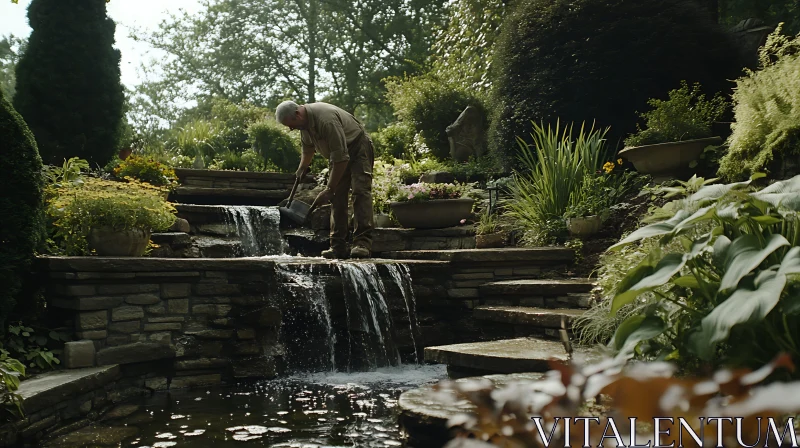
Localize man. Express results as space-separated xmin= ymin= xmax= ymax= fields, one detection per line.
xmin=275 ymin=100 xmax=375 ymax=259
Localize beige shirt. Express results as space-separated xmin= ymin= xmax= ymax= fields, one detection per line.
xmin=300 ymin=102 xmax=365 ymax=163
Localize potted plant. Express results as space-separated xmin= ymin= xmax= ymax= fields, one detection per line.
xmin=619 ymin=81 xmax=728 ymax=182
xmin=389 ymin=182 xmax=473 ymax=229
xmin=563 ymin=174 xmax=611 ymax=238
xmin=475 ymin=209 xmax=507 ymax=248
xmin=372 ymin=162 xmax=399 ymax=228
xmin=48 ymin=177 xmax=177 ymax=256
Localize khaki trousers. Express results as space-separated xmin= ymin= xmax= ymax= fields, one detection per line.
xmin=329 ymin=133 xmax=374 ymax=253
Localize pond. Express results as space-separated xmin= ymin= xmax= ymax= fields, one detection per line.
xmin=49 ymin=364 xmax=446 ymax=448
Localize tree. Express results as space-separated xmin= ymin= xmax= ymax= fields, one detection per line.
xmin=719 ymin=0 xmax=800 ymax=33
xmin=0 ymin=88 xmax=44 ymax=331
xmin=0 ymin=35 xmax=26 ymax=99
xmin=13 ymin=0 xmax=125 ymax=167
xmin=128 ymin=0 xmax=445 ymax=134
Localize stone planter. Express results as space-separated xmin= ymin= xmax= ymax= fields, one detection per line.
xmin=87 ymin=227 xmax=151 ymax=256
xmin=567 ymin=216 xmax=602 ymax=238
xmin=374 ymin=213 xmax=393 ymax=228
xmin=618 ymin=136 xmax=722 ymax=182
xmin=389 ymin=198 xmax=474 ymax=229
xmin=475 ymin=232 xmax=507 ymax=249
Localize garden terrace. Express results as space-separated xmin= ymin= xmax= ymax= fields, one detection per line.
xmin=170 ymin=169 xmax=315 ymax=206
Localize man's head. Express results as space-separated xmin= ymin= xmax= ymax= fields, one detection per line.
xmin=275 ymin=100 xmax=308 ymax=131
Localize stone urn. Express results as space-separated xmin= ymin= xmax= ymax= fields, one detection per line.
xmin=389 ymin=198 xmax=474 ymax=229
xmin=374 ymin=213 xmax=393 ymax=228
xmin=87 ymin=227 xmax=151 ymax=256
xmin=476 ymin=231 xmax=507 ymax=249
xmin=619 ymin=137 xmax=721 ymax=182
xmin=567 ymin=216 xmax=602 ymax=238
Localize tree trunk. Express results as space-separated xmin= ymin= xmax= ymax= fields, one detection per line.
xmin=307 ymin=0 xmax=317 ymax=103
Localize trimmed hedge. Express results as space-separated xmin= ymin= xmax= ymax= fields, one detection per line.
xmin=14 ymin=0 xmax=124 ymax=168
xmin=490 ymin=0 xmax=743 ymax=168
xmin=0 ymin=88 xmax=45 ymax=330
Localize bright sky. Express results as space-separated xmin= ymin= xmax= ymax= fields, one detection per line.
xmin=0 ymin=0 xmax=203 ymax=88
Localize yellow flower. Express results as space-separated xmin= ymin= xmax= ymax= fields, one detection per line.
xmin=617 ymin=158 xmax=623 ymax=165
xmin=603 ymin=162 xmax=615 ymax=174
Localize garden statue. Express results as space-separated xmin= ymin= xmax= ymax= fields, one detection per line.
xmin=276 ymin=100 xmax=375 ymax=259
xmin=446 ymin=105 xmax=486 ymax=163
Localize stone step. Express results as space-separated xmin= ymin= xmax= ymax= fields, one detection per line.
xmin=16 ymin=365 xmax=121 ymax=414
xmin=399 ymin=372 xmax=544 ymax=448
xmin=473 ymin=306 xmax=585 ymax=328
xmin=479 ymin=278 xmax=594 ymax=297
xmin=382 ymin=247 xmax=574 ymax=265
xmin=424 ymin=337 xmax=575 ymax=376
xmin=170 ymin=187 xmax=288 ymax=206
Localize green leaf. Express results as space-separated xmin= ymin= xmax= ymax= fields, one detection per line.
xmin=711 ymin=235 xmax=732 ymax=270
xmin=612 ymin=314 xmax=666 ymax=356
xmin=778 ymin=247 xmax=800 ymax=276
xmin=671 ymin=205 xmax=716 ymax=235
xmin=687 ymin=178 xmax=753 ymax=204
xmin=751 ymin=175 xmax=800 ymax=210
xmin=690 ymin=271 xmax=787 ymax=360
xmin=673 ymin=275 xmax=701 ymax=289
xmin=611 ymin=253 xmax=687 ymax=313
xmin=752 ymin=215 xmax=783 ymax=226
xmin=719 ymin=234 xmax=790 ymax=292
xmin=608 ymin=210 xmax=690 ymax=250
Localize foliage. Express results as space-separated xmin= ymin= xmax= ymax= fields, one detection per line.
xmin=372 ymin=121 xmax=415 ymax=159
xmin=718 ymin=25 xmax=800 ymax=181
xmin=42 ymin=157 xmax=90 ymax=189
xmin=606 ymin=173 xmax=800 ymax=372
xmin=246 ymin=118 xmax=301 ymax=173
xmin=0 ymin=88 xmax=45 ymax=332
xmin=372 ymin=160 xmax=404 ymax=214
xmin=165 ymin=118 xmax=228 ymax=166
xmin=128 ymin=0 xmax=446 ymax=132
xmin=2 ymin=322 xmax=68 ymax=371
xmin=624 ymin=81 xmax=729 ymax=147
xmin=46 ymin=177 xmax=176 ymax=256
xmin=506 ymin=122 xmax=612 ymax=245
xmin=436 ymin=353 xmax=800 ymax=447
xmin=0 ymin=352 xmax=24 ymax=418
xmin=0 ymin=34 xmax=25 ymax=99
xmin=112 ymin=155 xmax=177 ymax=187
xmin=427 ymin=0 xmax=506 ymax=94
xmin=565 ymin=165 xmax=647 ymax=220
xmin=208 ymin=149 xmax=281 ymax=172
xmin=475 ymin=209 xmax=499 ymax=235
xmin=490 ymin=0 xmax=742 ymax=168
xmin=13 ymin=0 xmax=124 ymax=167
xmin=720 ymin=0 xmax=800 ymax=35
xmin=391 ymin=182 xmax=467 ymax=203
xmin=385 ymin=71 xmax=487 ymax=160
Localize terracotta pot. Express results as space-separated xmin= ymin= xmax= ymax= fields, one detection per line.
xmin=389 ymin=198 xmax=474 ymax=229
xmin=374 ymin=213 xmax=393 ymax=228
xmin=476 ymin=232 xmax=507 ymax=248
xmin=88 ymin=227 xmax=151 ymax=256
xmin=567 ymin=215 xmax=602 ymax=238
xmin=619 ymin=137 xmax=722 ymax=182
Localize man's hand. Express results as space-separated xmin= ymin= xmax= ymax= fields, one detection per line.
xmin=310 ymin=188 xmax=333 ymax=210
xmin=295 ymin=166 xmax=308 ymax=180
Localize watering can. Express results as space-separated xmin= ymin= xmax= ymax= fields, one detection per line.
xmin=279 ymin=168 xmax=313 ymax=225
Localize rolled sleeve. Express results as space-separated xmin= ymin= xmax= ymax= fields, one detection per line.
xmin=324 ymin=122 xmax=350 ymax=163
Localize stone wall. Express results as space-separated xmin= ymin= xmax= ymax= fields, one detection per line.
xmin=174 ymin=168 xmax=305 ymax=191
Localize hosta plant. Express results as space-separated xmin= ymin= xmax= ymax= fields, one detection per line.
xmin=606 ymin=173 xmax=800 ymax=371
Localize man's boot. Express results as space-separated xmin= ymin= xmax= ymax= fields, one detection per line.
xmin=322 ymin=248 xmax=348 ymax=259
xmin=350 ymin=245 xmax=371 ymax=259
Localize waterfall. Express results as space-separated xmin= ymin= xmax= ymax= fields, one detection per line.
xmin=275 ymin=264 xmax=336 ymax=372
xmin=222 ymin=206 xmax=287 ymax=256
xmin=338 ymin=263 xmax=401 ymax=370
xmin=385 ymin=263 xmax=420 ymax=364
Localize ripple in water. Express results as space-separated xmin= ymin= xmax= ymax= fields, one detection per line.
xmin=66 ymin=364 xmax=446 ymax=447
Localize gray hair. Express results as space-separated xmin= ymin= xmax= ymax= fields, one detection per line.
xmin=275 ymin=100 xmax=299 ymax=123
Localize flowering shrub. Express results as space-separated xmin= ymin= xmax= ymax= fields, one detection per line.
xmin=113 ymin=155 xmax=177 ymax=187
xmin=47 ymin=177 xmax=176 ymax=255
xmin=391 ymin=182 xmax=466 ymax=203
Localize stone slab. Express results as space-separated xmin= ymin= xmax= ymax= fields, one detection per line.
xmin=479 ymin=279 xmax=595 ymax=297
xmin=382 ymin=248 xmax=574 ymax=264
xmin=150 ymin=232 xmax=192 ymax=247
xmin=173 ymin=187 xmax=288 ymax=199
xmin=473 ymin=306 xmax=585 ymax=328
xmin=174 ymin=168 xmax=298 ymax=182
xmin=16 ymin=365 xmax=120 ymax=414
xmin=423 ymin=337 xmax=572 ymax=374
xmin=63 ymin=341 xmax=96 ymax=369
xmin=96 ymin=343 xmax=176 ymax=366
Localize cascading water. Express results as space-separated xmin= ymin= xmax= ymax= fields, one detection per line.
xmin=221 ymin=206 xmax=287 ymax=256
xmin=385 ymin=263 xmax=421 ymax=364
xmin=274 ymin=264 xmax=336 ymax=372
